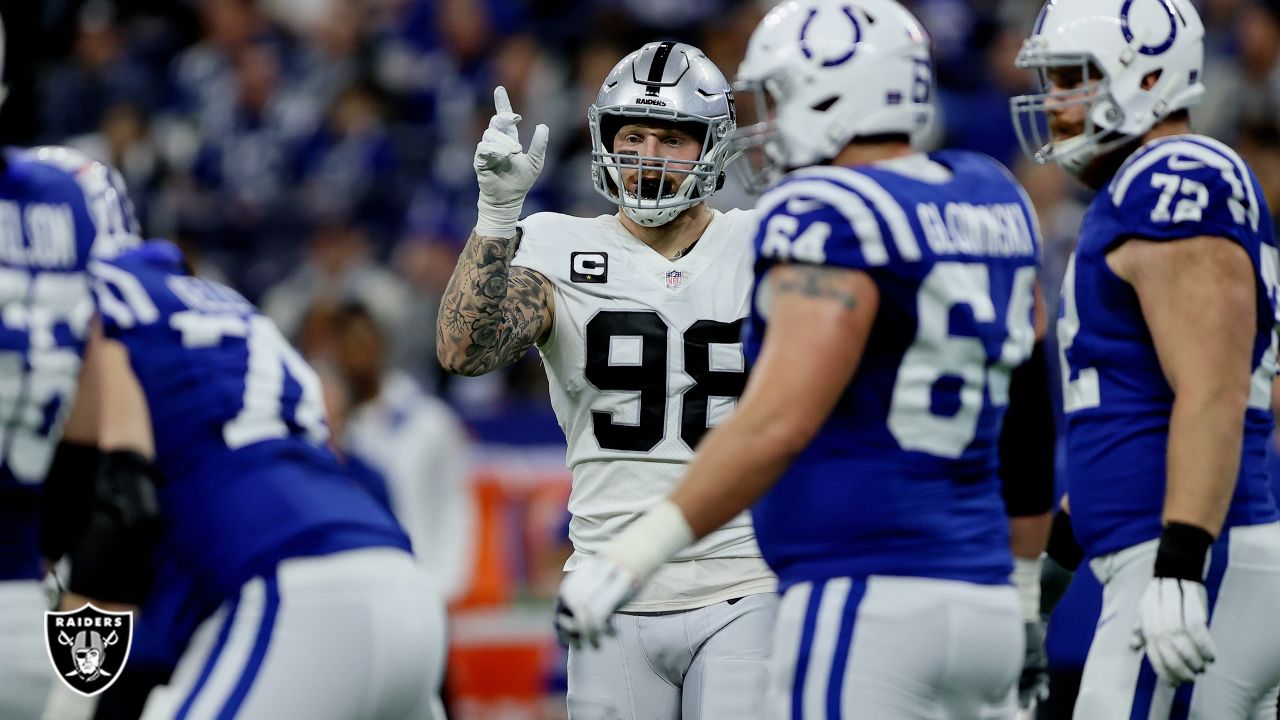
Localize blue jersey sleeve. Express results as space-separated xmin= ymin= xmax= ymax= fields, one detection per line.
xmin=1105 ymin=137 xmax=1267 ymax=251
xmin=90 ymin=258 xmax=161 ymax=339
xmin=754 ymin=169 xmax=924 ymax=272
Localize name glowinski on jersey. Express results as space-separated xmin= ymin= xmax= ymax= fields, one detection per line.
xmin=45 ymin=604 xmax=134 ymax=697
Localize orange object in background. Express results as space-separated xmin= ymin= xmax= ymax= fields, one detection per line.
xmin=451 ymin=474 xmax=514 ymax=609
xmin=446 ymin=448 xmax=573 ymax=718
xmin=447 ymin=605 xmax=565 ymax=720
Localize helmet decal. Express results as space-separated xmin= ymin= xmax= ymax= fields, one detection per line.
xmin=800 ymin=6 xmax=864 ymax=68
xmin=1121 ymin=0 xmax=1179 ymax=56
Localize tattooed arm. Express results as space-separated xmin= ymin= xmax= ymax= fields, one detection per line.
xmin=436 ymin=229 xmax=554 ymax=376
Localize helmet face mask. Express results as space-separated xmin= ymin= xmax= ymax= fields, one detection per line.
xmin=588 ymin=42 xmax=738 ymax=227
xmin=1011 ymin=51 xmax=1121 ymax=175
xmin=725 ymin=76 xmax=786 ymax=195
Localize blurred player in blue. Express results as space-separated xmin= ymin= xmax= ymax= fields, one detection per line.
xmin=558 ymin=0 xmax=1054 ymax=716
xmin=1010 ymin=0 xmax=1280 ymax=717
xmin=0 ymin=144 xmax=139 ymax=719
xmin=0 ymin=14 xmax=143 ymax=714
xmin=56 ymin=240 xmax=447 ymax=719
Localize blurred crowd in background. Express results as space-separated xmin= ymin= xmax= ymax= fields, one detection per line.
xmin=3 ymin=0 xmax=1279 ymax=422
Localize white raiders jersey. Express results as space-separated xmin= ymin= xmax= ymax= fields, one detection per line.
xmin=513 ymin=208 xmax=776 ymax=611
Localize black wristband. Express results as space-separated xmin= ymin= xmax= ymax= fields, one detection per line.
xmin=1153 ymin=522 xmax=1214 ymax=582
xmin=1046 ymin=511 xmax=1084 ymax=571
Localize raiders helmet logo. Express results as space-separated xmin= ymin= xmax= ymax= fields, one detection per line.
xmin=45 ymin=604 xmax=133 ymax=697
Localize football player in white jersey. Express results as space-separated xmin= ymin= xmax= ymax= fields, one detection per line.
xmin=436 ymin=42 xmax=775 ymax=720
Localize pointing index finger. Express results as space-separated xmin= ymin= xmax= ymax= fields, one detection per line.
xmin=494 ymin=86 xmax=513 ymax=116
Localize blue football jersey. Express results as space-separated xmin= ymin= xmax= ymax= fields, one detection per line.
xmin=747 ymin=150 xmax=1041 ymax=590
xmin=91 ymin=242 xmax=409 ymax=658
xmin=0 ymin=147 xmax=139 ymax=581
xmin=1060 ymin=134 xmax=1280 ymax=558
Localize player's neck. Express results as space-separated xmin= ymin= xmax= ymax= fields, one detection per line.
xmin=617 ymin=203 xmax=714 ymax=260
xmin=1079 ymin=118 xmax=1195 ymax=190
xmin=1141 ymin=117 xmax=1193 ymax=144
xmin=831 ymin=141 xmax=915 ymax=169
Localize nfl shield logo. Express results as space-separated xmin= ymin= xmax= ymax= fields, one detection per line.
xmin=45 ymin=604 xmax=133 ymax=697
xmin=664 ymin=270 xmax=684 ymax=290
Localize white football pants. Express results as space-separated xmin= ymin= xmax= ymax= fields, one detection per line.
xmin=139 ymin=547 xmax=447 ymax=720
xmin=0 ymin=580 xmax=55 ymax=720
xmin=1075 ymin=522 xmax=1280 ymax=720
xmin=566 ymin=592 xmax=777 ymax=720
xmin=768 ymin=575 xmax=1022 ymax=720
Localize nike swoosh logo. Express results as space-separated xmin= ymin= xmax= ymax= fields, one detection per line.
xmin=1167 ymin=156 xmax=1205 ymax=172
xmin=1097 ymin=611 xmax=1119 ymax=628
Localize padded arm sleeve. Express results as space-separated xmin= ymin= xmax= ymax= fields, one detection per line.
xmin=39 ymin=441 xmax=101 ymax=562
xmin=66 ymin=450 xmax=164 ymax=604
xmin=1000 ymin=340 xmax=1056 ymax=517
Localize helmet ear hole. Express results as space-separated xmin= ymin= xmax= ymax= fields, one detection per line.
xmin=811 ymin=97 xmax=839 ymax=112
xmin=1141 ymin=69 xmax=1163 ymax=91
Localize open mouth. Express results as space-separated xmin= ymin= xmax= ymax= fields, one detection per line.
xmin=624 ymin=176 xmax=679 ymax=201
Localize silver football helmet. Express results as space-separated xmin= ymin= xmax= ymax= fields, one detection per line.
xmin=589 ymin=42 xmax=738 ymax=227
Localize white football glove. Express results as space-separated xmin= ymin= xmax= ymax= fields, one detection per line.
xmin=1131 ymin=577 xmax=1216 ymax=684
xmin=555 ymin=554 xmax=640 ymax=650
xmin=473 ymin=85 xmax=549 ymax=238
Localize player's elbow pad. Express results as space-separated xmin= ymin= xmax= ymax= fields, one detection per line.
xmin=40 ymin=441 xmax=102 ymax=562
xmin=66 ymin=450 xmax=164 ymax=605
xmin=999 ymin=340 xmax=1056 ymax=517
xmin=1045 ymin=510 xmax=1084 ymax=572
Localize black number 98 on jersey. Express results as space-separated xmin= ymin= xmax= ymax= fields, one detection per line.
xmin=585 ymin=311 xmax=746 ymax=452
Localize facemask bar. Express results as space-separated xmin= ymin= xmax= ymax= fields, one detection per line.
xmin=724 ymin=77 xmax=783 ymax=195
xmin=589 ymin=105 xmax=734 ymax=212
xmin=1010 ymin=49 xmax=1112 ymax=169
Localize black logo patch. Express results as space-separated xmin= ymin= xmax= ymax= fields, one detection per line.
xmin=571 ymin=252 xmax=609 ymax=283
xmin=45 ymin=604 xmax=133 ymax=697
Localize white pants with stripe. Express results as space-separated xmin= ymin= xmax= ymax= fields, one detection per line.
xmin=566 ymin=592 xmax=777 ymax=720
xmin=768 ymin=576 xmax=1022 ymax=720
xmin=139 ymin=547 xmax=447 ymax=720
xmin=1074 ymin=522 xmax=1280 ymax=720
xmin=0 ymin=580 xmax=55 ymax=720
